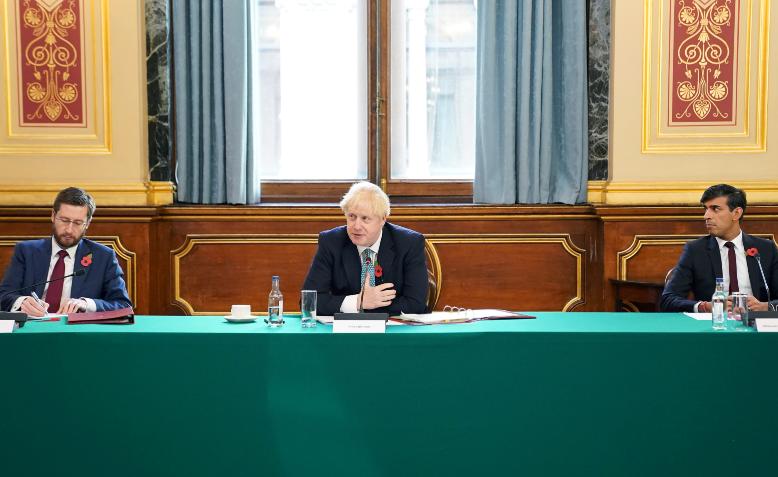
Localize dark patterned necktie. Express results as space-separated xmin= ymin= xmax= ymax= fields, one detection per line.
xmin=360 ymin=249 xmax=375 ymax=287
xmin=725 ymin=242 xmax=739 ymax=294
xmin=45 ymin=249 xmax=69 ymax=312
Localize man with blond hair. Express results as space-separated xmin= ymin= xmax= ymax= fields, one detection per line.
xmin=303 ymin=181 xmax=428 ymax=315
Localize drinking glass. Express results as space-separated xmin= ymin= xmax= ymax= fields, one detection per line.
xmin=729 ymin=292 xmax=750 ymax=332
xmin=301 ymin=290 xmax=317 ymax=328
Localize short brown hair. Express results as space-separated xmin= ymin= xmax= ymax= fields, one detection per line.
xmin=53 ymin=187 xmax=96 ymax=221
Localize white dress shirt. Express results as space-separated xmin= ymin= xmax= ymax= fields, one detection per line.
xmin=340 ymin=230 xmax=383 ymax=313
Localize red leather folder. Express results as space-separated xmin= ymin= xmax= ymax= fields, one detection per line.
xmin=66 ymin=307 xmax=135 ymax=325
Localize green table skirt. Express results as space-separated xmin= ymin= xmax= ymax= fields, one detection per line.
xmin=1 ymin=313 xmax=776 ymax=477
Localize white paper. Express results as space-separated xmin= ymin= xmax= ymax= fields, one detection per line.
xmin=755 ymin=318 xmax=778 ymax=332
xmin=27 ymin=313 xmax=68 ymax=321
xmin=317 ymin=315 xmax=403 ymax=326
xmin=683 ymin=312 xmax=712 ymax=321
xmin=399 ymin=309 xmax=520 ymax=324
xmin=315 ymin=315 xmax=334 ymax=324
xmin=0 ymin=321 xmax=16 ymax=333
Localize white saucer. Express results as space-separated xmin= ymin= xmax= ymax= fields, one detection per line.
xmin=224 ymin=315 xmax=257 ymax=323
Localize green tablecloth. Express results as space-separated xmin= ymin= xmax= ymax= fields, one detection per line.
xmin=1 ymin=313 xmax=776 ymax=477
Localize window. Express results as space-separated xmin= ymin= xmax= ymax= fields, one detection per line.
xmin=254 ymin=0 xmax=476 ymax=201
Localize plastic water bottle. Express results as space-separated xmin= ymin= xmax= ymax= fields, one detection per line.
xmin=267 ymin=275 xmax=284 ymax=327
xmin=712 ymin=277 xmax=726 ymax=330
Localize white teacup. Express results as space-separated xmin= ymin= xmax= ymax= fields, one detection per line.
xmin=230 ymin=304 xmax=252 ymax=318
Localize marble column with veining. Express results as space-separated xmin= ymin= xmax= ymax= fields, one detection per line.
xmin=145 ymin=0 xmax=172 ymax=182
xmin=588 ymin=0 xmax=610 ymax=181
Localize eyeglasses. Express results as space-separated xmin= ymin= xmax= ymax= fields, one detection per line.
xmin=54 ymin=216 xmax=88 ymax=228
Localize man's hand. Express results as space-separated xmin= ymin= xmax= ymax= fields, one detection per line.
xmin=20 ymin=296 xmax=48 ymax=317
xmin=698 ymin=301 xmax=712 ymax=313
xmin=746 ymin=295 xmax=769 ymax=311
xmin=58 ymin=298 xmax=87 ymax=314
xmin=359 ymin=274 xmax=396 ymax=310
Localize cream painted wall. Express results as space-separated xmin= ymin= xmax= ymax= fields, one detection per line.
xmin=0 ymin=0 xmax=171 ymax=206
xmin=598 ymin=0 xmax=778 ymax=204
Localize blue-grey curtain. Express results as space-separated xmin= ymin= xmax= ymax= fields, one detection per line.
xmin=172 ymin=0 xmax=259 ymax=204
xmin=474 ymin=1 xmax=588 ymax=204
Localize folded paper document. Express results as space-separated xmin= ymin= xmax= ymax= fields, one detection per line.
xmin=393 ymin=309 xmax=534 ymax=325
xmin=67 ymin=307 xmax=134 ymax=325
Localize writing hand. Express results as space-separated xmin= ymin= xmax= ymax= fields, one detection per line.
xmin=21 ymin=296 xmax=48 ymax=317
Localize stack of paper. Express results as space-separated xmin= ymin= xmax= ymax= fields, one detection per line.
xmin=395 ymin=309 xmax=532 ymax=325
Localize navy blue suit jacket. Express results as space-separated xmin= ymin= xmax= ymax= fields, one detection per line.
xmin=660 ymin=233 xmax=778 ymax=312
xmin=302 ymin=222 xmax=428 ymax=316
xmin=0 ymin=238 xmax=132 ymax=312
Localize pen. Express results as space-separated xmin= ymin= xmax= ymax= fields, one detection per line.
xmin=30 ymin=291 xmax=47 ymax=310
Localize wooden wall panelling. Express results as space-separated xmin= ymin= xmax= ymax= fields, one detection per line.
xmin=598 ymin=206 xmax=778 ymax=311
xmin=170 ymin=234 xmax=319 ymax=315
xmin=425 ymin=234 xmax=586 ymax=311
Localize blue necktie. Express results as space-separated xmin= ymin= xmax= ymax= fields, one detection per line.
xmin=360 ymin=249 xmax=375 ymax=287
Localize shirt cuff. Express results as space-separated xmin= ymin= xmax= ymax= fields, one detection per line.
xmin=81 ymin=297 xmax=97 ymax=313
xmin=340 ymin=294 xmax=359 ymax=313
xmin=694 ymin=301 xmax=702 ymax=313
xmin=11 ymin=296 xmax=26 ymax=312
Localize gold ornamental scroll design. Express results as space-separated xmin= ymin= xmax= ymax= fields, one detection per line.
xmin=21 ymin=0 xmax=81 ymax=122
xmin=672 ymin=0 xmax=736 ymax=122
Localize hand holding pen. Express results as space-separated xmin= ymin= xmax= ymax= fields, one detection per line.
xmin=20 ymin=291 xmax=48 ymax=318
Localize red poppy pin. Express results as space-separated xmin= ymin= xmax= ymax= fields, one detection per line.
xmin=374 ymin=262 xmax=383 ymax=278
xmin=747 ymin=247 xmax=759 ymax=257
xmin=81 ymin=253 xmax=93 ymax=267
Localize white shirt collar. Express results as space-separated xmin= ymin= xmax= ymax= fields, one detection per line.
xmin=50 ymin=236 xmax=79 ymax=260
xmin=715 ymin=231 xmax=744 ymax=251
xmin=356 ymin=229 xmax=383 ymax=258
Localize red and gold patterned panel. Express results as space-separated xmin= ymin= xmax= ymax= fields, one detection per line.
xmin=669 ymin=0 xmax=738 ymax=125
xmin=642 ymin=0 xmax=768 ymax=153
xmin=18 ymin=0 xmax=85 ymax=126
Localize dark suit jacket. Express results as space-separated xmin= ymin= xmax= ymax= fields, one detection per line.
xmin=302 ymin=222 xmax=428 ymax=316
xmin=0 ymin=238 xmax=132 ymax=312
xmin=660 ymin=233 xmax=778 ymax=312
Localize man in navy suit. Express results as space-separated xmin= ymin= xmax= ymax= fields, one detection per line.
xmin=303 ymin=181 xmax=428 ymax=316
xmin=661 ymin=184 xmax=778 ymax=312
xmin=0 ymin=187 xmax=132 ymax=316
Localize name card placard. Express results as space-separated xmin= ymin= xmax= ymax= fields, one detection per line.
xmin=0 ymin=321 xmax=16 ymax=333
xmin=333 ymin=312 xmax=388 ymax=334
xmin=755 ymin=318 xmax=778 ymax=332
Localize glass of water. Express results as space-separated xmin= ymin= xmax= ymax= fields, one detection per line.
xmin=729 ymin=292 xmax=750 ymax=331
xmin=300 ymin=290 xmax=317 ymax=328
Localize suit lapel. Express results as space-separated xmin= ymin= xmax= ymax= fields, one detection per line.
xmin=34 ymin=239 xmax=53 ymax=296
xmin=376 ymin=226 xmax=395 ymax=286
xmin=342 ymin=239 xmax=362 ymax=292
xmin=742 ymin=233 xmax=765 ymax=300
xmin=71 ymin=240 xmax=91 ymax=299
xmin=706 ymin=235 xmax=723 ymax=281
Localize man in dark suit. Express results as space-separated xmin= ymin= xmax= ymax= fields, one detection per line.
xmin=303 ymin=181 xmax=428 ymax=316
xmin=661 ymin=184 xmax=778 ymax=312
xmin=0 ymin=187 xmax=132 ymax=316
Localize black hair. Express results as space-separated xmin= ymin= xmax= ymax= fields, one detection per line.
xmin=700 ymin=184 xmax=746 ymax=221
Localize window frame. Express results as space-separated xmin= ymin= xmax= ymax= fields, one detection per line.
xmin=258 ymin=0 xmax=474 ymax=203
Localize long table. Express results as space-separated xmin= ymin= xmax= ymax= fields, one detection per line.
xmin=1 ymin=313 xmax=776 ymax=477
